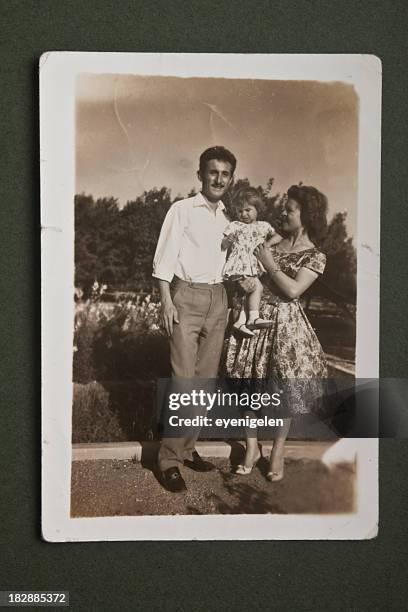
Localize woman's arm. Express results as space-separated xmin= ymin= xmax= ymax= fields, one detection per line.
xmin=262 ymin=222 xmax=283 ymax=247
xmin=254 ymin=244 xmax=318 ymax=299
xmin=264 ymin=232 xmax=283 ymax=246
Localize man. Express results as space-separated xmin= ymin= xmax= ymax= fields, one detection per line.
xmin=152 ymin=146 xmax=236 ymax=492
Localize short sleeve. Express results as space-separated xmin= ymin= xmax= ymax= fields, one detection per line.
xmin=224 ymin=221 xmax=238 ymax=236
xmin=152 ymin=200 xmax=188 ymax=282
xmin=301 ymin=249 xmax=326 ymax=275
xmin=259 ymin=221 xmax=275 ymax=238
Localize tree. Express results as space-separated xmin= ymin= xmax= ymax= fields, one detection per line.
xmin=75 ymin=194 xmax=124 ymax=293
xmin=74 ymin=182 xmax=357 ymax=305
xmin=121 ymin=187 xmax=173 ymax=289
xmin=75 ymin=194 xmax=98 ymax=292
xmin=318 ymin=211 xmax=357 ymax=306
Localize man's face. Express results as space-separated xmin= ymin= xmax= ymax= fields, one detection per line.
xmin=198 ymin=159 xmax=234 ymax=203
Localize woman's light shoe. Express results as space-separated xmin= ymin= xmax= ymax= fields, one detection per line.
xmin=236 ymin=464 xmax=254 ymax=475
xmin=266 ymin=460 xmax=284 ymax=482
xmin=235 ymin=451 xmax=261 ymax=475
xmin=266 ymin=470 xmax=284 ymax=482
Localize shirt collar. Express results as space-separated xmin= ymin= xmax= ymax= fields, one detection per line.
xmin=194 ymin=191 xmax=226 ymax=211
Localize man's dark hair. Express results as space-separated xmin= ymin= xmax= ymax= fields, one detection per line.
xmin=199 ymin=146 xmax=237 ymax=175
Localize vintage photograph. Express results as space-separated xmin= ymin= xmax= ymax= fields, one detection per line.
xmin=41 ymin=54 xmax=380 ymax=540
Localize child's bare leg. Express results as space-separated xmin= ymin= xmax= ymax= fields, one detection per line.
xmin=232 ymin=279 xmax=255 ymax=337
xmin=246 ymin=277 xmax=263 ymax=325
xmin=246 ymin=277 xmax=273 ymax=328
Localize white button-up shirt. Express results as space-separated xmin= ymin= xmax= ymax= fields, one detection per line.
xmin=152 ymin=192 xmax=230 ymax=284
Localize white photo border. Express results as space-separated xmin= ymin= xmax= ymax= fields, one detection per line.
xmin=41 ymin=53 xmax=381 ymax=541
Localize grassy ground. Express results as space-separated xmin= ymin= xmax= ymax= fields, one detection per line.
xmin=71 ymin=457 xmax=355 ymax=517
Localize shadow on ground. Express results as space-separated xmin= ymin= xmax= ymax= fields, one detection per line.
xmin=71 ymin=456 xmax=354 ymax=517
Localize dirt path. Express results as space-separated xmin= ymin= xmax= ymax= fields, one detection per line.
xmin=71 ymin=457 xmax=354 ymax=517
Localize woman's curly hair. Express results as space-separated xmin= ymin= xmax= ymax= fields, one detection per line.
xmin=230 ymin=186 xmax=266 ymax=220
xmin=287 ymin=185 xmax=328 ymax=243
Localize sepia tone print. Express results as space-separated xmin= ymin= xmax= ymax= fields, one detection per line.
xmin=72 ymin=74 xmax=357 ymax=516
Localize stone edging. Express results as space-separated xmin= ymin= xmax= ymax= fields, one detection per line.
xmin=72 ymin=440 xmax=333 ymax=462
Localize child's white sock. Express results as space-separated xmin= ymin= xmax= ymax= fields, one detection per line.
xmin=234 ymin=308 xmax=247 ymax=327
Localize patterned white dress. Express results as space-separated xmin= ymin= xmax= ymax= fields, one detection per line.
xmin=222 ymin=246 xmax=329 ymax=416
xmin=222 ymin=220 xmax=275 ymax=278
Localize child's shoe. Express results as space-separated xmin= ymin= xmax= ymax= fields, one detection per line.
xmin=233 ymin=322 xmax=255 ymax=337
xmin=246 ymin=317 xmax=273 ymax=330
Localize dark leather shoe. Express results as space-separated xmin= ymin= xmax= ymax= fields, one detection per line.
xmin=160 ymin=467 xmax=187 ymax=492
xmin=184 ymin=451 xmax=215 ymax=472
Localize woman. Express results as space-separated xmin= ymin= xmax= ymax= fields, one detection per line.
xmin=223 ymin=184 xmax=328 ymax=481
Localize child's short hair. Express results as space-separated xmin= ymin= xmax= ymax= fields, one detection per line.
xmin=231 ymin=187 xmax=266 ymax=219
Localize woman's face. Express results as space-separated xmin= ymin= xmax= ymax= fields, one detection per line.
xmin=281 ymin=198 xmax=303 ymax=233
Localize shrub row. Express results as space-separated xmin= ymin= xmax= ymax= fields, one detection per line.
xmin=72 ymin=380 xmax=158 ymax=443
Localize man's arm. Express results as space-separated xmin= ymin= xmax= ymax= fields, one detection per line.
xmin=152 ymin=202 xmax=186 ymax=335
xmin=152 ymin=202 xmax=185 ymax=283
xmin=158 ymin=279 xmax=179 ymax=337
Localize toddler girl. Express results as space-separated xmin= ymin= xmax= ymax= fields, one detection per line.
xmin=222 ymin=187 xmax=282 ymax=336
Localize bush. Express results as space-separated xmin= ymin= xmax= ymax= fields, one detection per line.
xmin=72 ymin=380 xmax=159 ymax=442
xmin=72 ymin=382 xmax=125 ymax=443
xmin=101 ymin=379 xmax=158 ymax=440
xmin=72 ymin=288 xmax=171 ymax=442
xmin=73 ymin=288 xmax=170 ymax=383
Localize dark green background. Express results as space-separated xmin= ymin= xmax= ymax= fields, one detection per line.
xmin=1 ymin=1 xmax=407 ymax=610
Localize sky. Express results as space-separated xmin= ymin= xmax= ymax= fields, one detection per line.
xmin=76 ymin=73 xmax=358 ymax=235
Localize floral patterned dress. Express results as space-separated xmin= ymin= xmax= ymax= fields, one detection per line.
xmin=222 ymin=220 xmax=275 ymax=278
xmin=222 ymin=246 xmax=328 ymax=415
